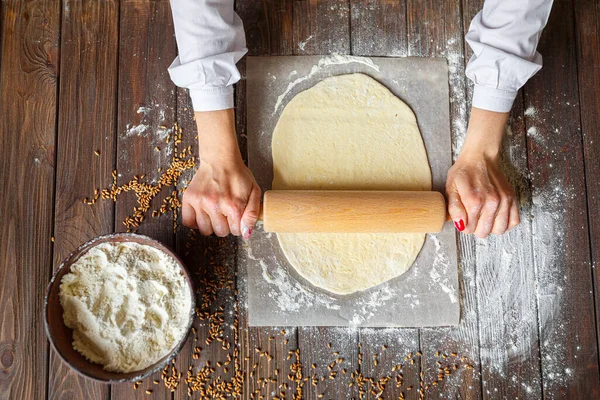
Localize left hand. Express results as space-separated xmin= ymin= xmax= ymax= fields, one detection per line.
xmin=446 ymin=107 xmax=520 ymax=238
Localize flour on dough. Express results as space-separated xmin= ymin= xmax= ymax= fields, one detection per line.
xmin=271 ymin=73 xmax=432 ymax=295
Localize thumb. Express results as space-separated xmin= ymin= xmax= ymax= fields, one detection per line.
xmin=241 ymin=184 xmax=262 ymax=240
xmin=447 ymin=187 xmax=467 ymax=232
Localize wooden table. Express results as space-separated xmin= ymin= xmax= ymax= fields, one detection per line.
xmin=1 ymin=0 xmax=599 ymax=398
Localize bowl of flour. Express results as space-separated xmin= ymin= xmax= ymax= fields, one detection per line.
xmin=44 ymin=233 xmax=194 ymax=382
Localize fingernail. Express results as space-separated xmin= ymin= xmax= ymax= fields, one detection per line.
xmin=454 ymin=219 xmax=465 ymax=232
xmin=242 ymin=226 xmax=253 ymax=240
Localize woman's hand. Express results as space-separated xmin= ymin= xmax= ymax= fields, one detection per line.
xmin=182 ymin=109 xmax=261 ymax=239
xmin=446 ymin=107 xmax=520 ymax=238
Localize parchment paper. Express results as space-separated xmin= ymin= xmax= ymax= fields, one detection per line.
xmin=241 ymin=55 xmax=459 ymax=327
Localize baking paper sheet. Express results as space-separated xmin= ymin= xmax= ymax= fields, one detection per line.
xmin=241 ymin=55 xmax=459 ymax=327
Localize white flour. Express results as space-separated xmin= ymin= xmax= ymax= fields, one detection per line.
xmin=124 ymin=123 xmax=151 ymax=137
xmin=245 ymin=230 xmax=458 ymax=326
xmin=59 ymin=242 xmax=192 ymax=373
xmin=272 ymin=54 xmax=381 ymax=115
xmin=429 ymin=234 xmax=458 ymax=303
xmin=524 ymin=106 xmax=537 ymax=117
xmin=297 ymin=35 xmax=313 ymax=51
xmin=247 ymin=244 xmax=340 ymax=313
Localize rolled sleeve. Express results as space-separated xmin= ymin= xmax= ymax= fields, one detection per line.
xmin=471 ymin=85 xmax=518 ymax=113
xmin=465 ymin=0 xmax=553 ymax=112
xmin=169 ymin=0 xmax=247 ymax=112
xmin=189 ymin=87 xmax=234 ymax=112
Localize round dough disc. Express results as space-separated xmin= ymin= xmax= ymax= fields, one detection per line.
xmin=272 ymin=73 xmax=432 ymax=295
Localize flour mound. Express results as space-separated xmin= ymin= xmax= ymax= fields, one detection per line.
xmin=59 ymin=242 xmax=192 ymax=373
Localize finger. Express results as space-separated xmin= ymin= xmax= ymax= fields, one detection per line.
xmin=474 ymin=192 xmax=500 ymax=238
xmin=220 ymin=198 xmax=245 ymax=237
xmin=507 ymin=200 xmax=521 ymax=232
xmin=181 ymin=202 xmax=198 ymax=229
xmin=446 ymin=189 xmax=467 ymax=232
xmin=202 ymin=196 xmax=230 ymax=237
xmin=490 ymin=197 xmax=511 ymax=235
xmin=460 ymin=191 xmax=484 ymax=235
xmin=207 ymin=210 xmax=230 ymax=237
xmin=241 ymin=184 xmax=262 ymax=240
xmin=196 ymin=209 xmax=213 ymax=236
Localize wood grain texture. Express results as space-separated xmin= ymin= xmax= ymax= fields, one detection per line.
xmin=574 ymin=0 xmax=600 ymax=358
xmin=235 ymin=3 xmax=303 ymax=399
xmin=350 ymin=0 xmax=407 ymax=57
xmin=1 ymin=0 xmax=599 ymax=397
xmin=289 ymin=3 xmax=359 ymax=399
xmin=293 ymin=0 xmax=351 ymax=55
xmin=524 ymin=0 xmax=600 ymax=397
xmin=297 ymin=327 xmax=358 ymax=399
xmin=475 ymin=94 xmax=543 ymax=398
xmin=0 ymin=1 xmax=59 ymax=399
xmin=236 ymin=0 xmax=294 ymax=56
xmin=405 ymin=1 xmax=483 ymax=399
xmin=172 ymin=87 xmax=196 ymax=400
xmin=358 ymin=329 xmax=420 ymax=399
xmin=48 ymin=1 xmax=117 ymax=399
xmin=460 ymin=0 xmax=543 ymax=397
xmin=111 ymin=0 xmax=176 ymax=397
xmin=349 ymin=5 xmax=424 ymax=398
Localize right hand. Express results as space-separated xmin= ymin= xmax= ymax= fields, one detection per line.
xmin=181 ymin=109 xmax=261 ymax=239
xmin=182 ymin=157 xmax=261 ymax=238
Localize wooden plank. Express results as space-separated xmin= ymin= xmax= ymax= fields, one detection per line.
xmin=459 ymin=0 xmax=543 ymax=397
xmin=47 ymin=0 xmax=117 ymax=399
xmin=406 ymin=0 xmax=483 ymax=398
xmin=289 ymin=2 xmax=359 ymax=399
xmin=293 ymin=0 xmax=351 ymax=55
xmin=524 ymin=0 xmax=600 ymax=396
xmin=171 ymin=86 xmax=196 ymax=400
xmin=474 ymin=94 xmax=543 ymax=397
xmin=574 ymin=0 xmax=600 ymax=361
xmin=111 ymin=0 xmax=176 ymax=398
xmin=172 ymin=93 xmax=245 ymax=400
xmin=297 ymin=328 xmax=358 ymax=399
xmin=350 ymin=0 xmax=407 ymax=57
xmin=0 ymin=1 xmax=59 ymax=399
xmin=349 ymin=2 xmax=421 ymax=399
xmin=358 ymin=329 xmax=420 ymax=399
xmin=237 ymin=0 xmax=294 ymax=55
xmin=235 ymin=3 xmax=303 ymax=399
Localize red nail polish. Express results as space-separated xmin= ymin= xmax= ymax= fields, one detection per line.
xmin=454 ymin=219 xmax=465 ymax=232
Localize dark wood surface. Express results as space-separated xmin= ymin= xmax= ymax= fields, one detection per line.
xmin=49 ymin=1 xmax=118 ymax=398
xmin=1 ymin=0 xmax=599 ymax=398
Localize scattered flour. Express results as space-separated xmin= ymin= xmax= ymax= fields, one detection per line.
xmin=441 ymin=46 xmax=467 ymax=157
xmin=59 ymin=241 xmax=192 ymax=373
xmin=429 ymin=234 xmax=458 ymax=304
xmin=245 ymin=228 xmax=458 ymax=327
xmin=297 ymin=35 xmax=313 ymax=51
xmin=125 ymin=123 xmax=151 ymax=137
xmin=136 ymin=106 xmax=152 ymax=115
xmin=272 ymin=54 xmax=381 ymax=115
xmin=527 ymin=126 xmax=544 ymax=144
xmin=524 ymin=106 xmax=537 ymax=117
xmin=247 ymin=243 xmax=340 ymax=314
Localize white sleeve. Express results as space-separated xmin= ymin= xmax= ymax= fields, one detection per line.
xmin=465 ymin=0 xmax=553 ymax=112
xmin=168 ymin=0 xmax=248 ymax=112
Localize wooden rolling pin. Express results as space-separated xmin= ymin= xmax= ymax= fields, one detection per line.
xmin=258 ymin=190 xmax=447 ymax=233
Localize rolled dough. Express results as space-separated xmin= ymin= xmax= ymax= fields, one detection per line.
xmin=271 ymin=73 xmax=432 ymax=295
